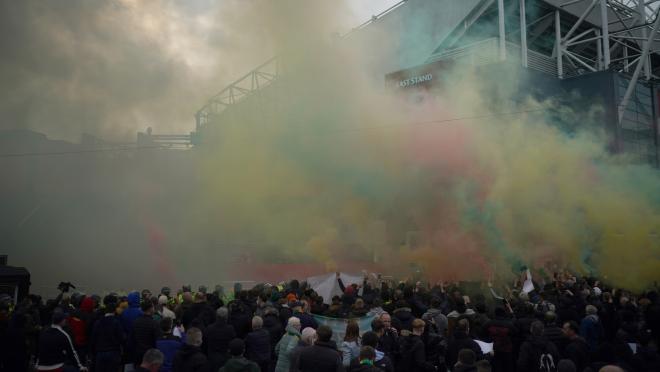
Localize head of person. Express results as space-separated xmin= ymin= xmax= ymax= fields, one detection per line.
xmin=354 ymin=298 xmax=365 ymax=309
xmin=229 ymin=338 xmax=246 ymax=357
xmin=160 ymin=317 xmax=173 ymax=334
xmin=316 ymin=325 xmax=333 ymax=343
xmin=530 ymin=320 xmax=544 ymax=337
xmin=51 ymin=307 xmax=68 ymax=326
xmin=379 ymin=313 xmax=392 ymax=329
xmin=412 ymin=318 xmax=425 ymax=336
xmin=557 ymin=359 xmax=577 ymax=372
xmin=585 ymin=304 xmax=598 ymax=316
xmin=544 ymin=311 xmax=557 ymax=325
xmin=371 ymin=318 xmax=385 ymax=336
xmin=252 ymin=316 xmax=263 ymax=331
xmin=301 ymin=327 xmax=317 ymax=345
xmin=562 ymin=321 xmax=579 ymax=339
xmin=361 ymin=331 xmax=379 ymax=348
xmin=186 ymin=327 xmax=203 ymax=347
xmin=344 ymin=320 xmax=360 ymax=342
xmin=359 ymin=346 xmax=376 ymax=365
xmin=157 ymin=295 xmax=169 ymax=308
xmin=598 ymin=366 xmax=625 ymax=372
xmin=457 ymin=348 xmax=476 ymax=367
xmin=141 ymin=300 xmax=155 ymax=315
xmin=287 ymin=316 xmax=301 ymax=331
xmin=216 ymin=306 xmax=229 ymax=322
xmin=456 ymin=318 xmax=470 ymax=335
xmin=140 ymin=348 xmax=164 ymax=372
xmin=103 ymin=295 xmax=118 ymax=313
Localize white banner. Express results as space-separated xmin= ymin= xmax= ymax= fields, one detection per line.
xmin=307 ymin=272 xmax=363 ymax=304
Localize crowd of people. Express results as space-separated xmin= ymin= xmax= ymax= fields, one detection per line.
xmin=0 ymin=270 xmax=659 ymax=372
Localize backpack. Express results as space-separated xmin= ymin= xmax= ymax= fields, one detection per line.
xmin=538 ymin=351 xmax=556 ymax=372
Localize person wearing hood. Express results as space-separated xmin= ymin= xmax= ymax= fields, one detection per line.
xmin=68 ymin=295 xmax=95 ymax=362
xmin=205 ymin=307 xmax=236 ymax=372
xmin=580 ymin=305 xmax=603 ymax=352
xmin=392 ymin=300 xmax=414 ymax=332
xmin=562 ymin=321 xmax=589 ymax=372
xmin=274 ymin=317 xmax=301 ymax=372
xmin=516 ymin=321 xmax=560 ymax=372
xmin=172 ymin=327 xmax=208 ymax=372
xmin=294 ymin=325 xmax=344 ymax=372
xmin=121 ymin=291 xmax=142 ymax=334
xmin=350 ymin=346 xmax=381 ymax=372
xmin=422 ymin=297 xmax=448 ymax=337
xmin=396 ymin=318 xmax=437 ymax=372
xmin=220 ymin=338 xmax=260 ymax=372
xmin=348 ymin=331 xmax=394 ymax=372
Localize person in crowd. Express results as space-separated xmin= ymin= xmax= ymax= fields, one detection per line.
xmin=562 ymin=320 xmax=590 ymax=372
xmin=348 ymin=331 xmax=394 ymax=372
xmin=245 ymin=315 xmax=271 ymax=372
xmin=275 ymin=316 xmax=302 ymax=372
xmin=172 ymin=327 xmax=208 ymax=372
xmin=132 ymin=300 xmax=162 ymax=366
xmin=484 ymin=306 xmax=516 ymax=372
xmin=350 ymin=346 xmax=381 ymax=372
xmin=292 ymin=301 xmax=318 ymax=330
xmin=453 ymin=348 xmax=477 ymax=372
xmin=294 ymin=325 xmax=344 ymax=372
xmin=204 ymin=306 xmax=236 ymax=371
xmin=580 ymin=304 xmax=603 ymax=352
xmin=90 ymin=295 xmax=124 ymax=372
xmin=446 ymin=318 xmax=482 ymax=369
xmin=36 ymin=308 xmax=87 ymax=372
xmin=289 ymin=327 xmax=317 ymax=372
xmin=159 ymin=295 xmax=176 ymax=320
xmin=516 ymin=320 xmax=560 ymax=372
xmin=136 ymin=348 xmax=165 ymax=372
xmin=121 ymin=291 xmax=142 ymax=334
xmin=375 ymin=314 xmax=399 ymax=360
xmin=341 ymin=320 xmax=361 ymax=366
xmin=221 ymin=338 xmax=261 ymax=372
xmin=157 ymin=317 xmax=183 ymax=372
xmin=475 ymin=359 xmax=492 ymax=372
xmin=397 ymin=318 xmax=436 ymax=372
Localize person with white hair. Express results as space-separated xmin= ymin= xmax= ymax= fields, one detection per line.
xmin=288 ymin=327 xmax=318 ymax=372
xmin=245 ymin=316 xmax=271 ymax=371
xmin=580 ymin=304 xmax=603 ymax=352
xmin=274 ymin=317 xmax=302 ymax=372
xmin=205 ymin=307 xmax=237 ymax=371
xmin=171 ymin=327 xmax=208 ymax=372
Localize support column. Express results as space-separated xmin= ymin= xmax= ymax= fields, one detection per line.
xmin=638 ymin=0 xmax=651 ymax=79
xmin=498 ymin=0 xmax=507 ymax=61
xmin=600 ymin=0 xmax=610 ymax=69
xmin=520 ymin=0 xmax=527 ymax=67
xmin=556 ymin=10 xmax=563 ymax=78
xmin=596 ymin=29 xmax=603 ymax=70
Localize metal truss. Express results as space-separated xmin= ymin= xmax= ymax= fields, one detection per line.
xmin=194 ymin=57 xmax=279 ymax=131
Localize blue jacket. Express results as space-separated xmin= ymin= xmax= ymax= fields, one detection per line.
xmin=120 ymin=292 xmax=143 ymax=334
xmin=580 ymin=314 xmax=603 ymax=352
xmin=156 ymin=334 xmax=183 ymax=372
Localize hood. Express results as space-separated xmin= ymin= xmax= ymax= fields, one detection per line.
xmin=127 ymin=292 xmax=141 ymax=307
xmin=285 ymin=325 xmax=301 ymax=337
xmin=80 ymin=297 xmax=95 ymax=313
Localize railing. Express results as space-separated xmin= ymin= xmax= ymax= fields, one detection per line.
xmin=426 ymin=37 xmax=499 ymax=66
xmin=195 ymin=57 xmax=279 ymax=131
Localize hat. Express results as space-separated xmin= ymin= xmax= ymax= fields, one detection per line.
xmin=229 ymin=338 xmax=245 ymax=356
xmin=158 ymin=295 xmax=169 ymax=305
xmin=593 ymin=287 xmax=602 ymax=296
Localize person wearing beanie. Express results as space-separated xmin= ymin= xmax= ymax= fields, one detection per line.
xmin=220 ymin=338 xmax=260 ymax=372
xmin=36 ymin=307 xmax=87 ymax=371
xmin=454 ymin=348 xmax=477 ymax=372
xmin=274 ymin=317 xmax=301 ymax=372
xmin=156 ymin=317 xmax=183 ymax=372
xmin=348 ymin=331 xmax=394 ymax=372
xmin=517 ymin=321 xmax=560 ymax=372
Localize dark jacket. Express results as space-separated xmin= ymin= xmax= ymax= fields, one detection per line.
xmin=293 ymin=311 xmax=318 ymax=330
xmin=579 ymin=314 xmax=603 ymax=352
xmin=157 ymin=334 xmax=183 ymax=372
xmin=296 ymin=340 xmax=344 ymax=372
xmin=484 ymin=317 xmax=517 ymax=353
xmin=446 ymin=330 xmax=482 ymax=369
xmin=245 ymin=328 xmax=271 ymax=364
xmin=516 ymin=335 xmax=560 ymax=372
xmin=563 ymin=336 xmax=589 ymax=372
xmin=204 ymin=318 xmax=236 ymax=371
xmin=172 ymin=344 xmax=209 ymax=372
xmin=348 ymin=363 xmax=381 ymax=372
xmin=396 ymin=332 xmax=436 ymax=372
xmin=631 ymin=345 xmax=660 ymax=372
xmin=120 ymin=292 xmax=142 ymax=334
xmin=378 ymin=329 xmax=399 ymax=361
xmin=131 ymin=313 xmax=161 ymax=362
xmin=90 ymin=313 xmax=124 ymax=354
xmin=220 ymin=356 xmax=261 ymax=372
xmin=36 ymin=325 xmax=84 ymax=369
xmin=263 ymin=312 xmax=284 ymax=350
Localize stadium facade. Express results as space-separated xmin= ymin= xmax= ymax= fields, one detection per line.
xmin=192 ymin=0 xmax=660 ymax=166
